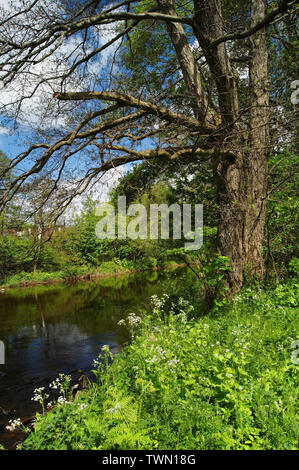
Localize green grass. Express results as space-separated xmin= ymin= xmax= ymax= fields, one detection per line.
xmin=19 ymin=281 xmax=299 ymax=450
xmin=0 ymin=258 xmax=181 ymax=288
xmin=0 ymin=267 xmax=91 ymax=286
xmin=1 ymin=270 xmax=67 ymax=286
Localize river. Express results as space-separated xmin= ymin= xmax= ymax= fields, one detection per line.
xmin=0 ymin=267 xmax=189 ymax=448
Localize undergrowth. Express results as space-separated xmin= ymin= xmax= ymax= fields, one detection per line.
xmin=19 ymin=281 xmax=298 ymax=450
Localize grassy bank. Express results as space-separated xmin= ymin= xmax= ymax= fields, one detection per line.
xmin=0 ymin=259 xmax=181 ymax=289
xmin=16 ymin=280 xmax=298 ymax=450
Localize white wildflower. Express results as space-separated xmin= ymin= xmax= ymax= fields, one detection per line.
xmin=31 ymin=387 xmax=49 ymax=402
xmin=57 ymin=396 xmax=67 ymax=405
xmin=168 ymin=357 xmax=180 ymax=366
xmin=6 ymin=418 xmax=22 ymax=431
xmin=105 ymin=402 xmax=121 ymax=414
xmin=127 ymin=313 xmax=142 ymax=327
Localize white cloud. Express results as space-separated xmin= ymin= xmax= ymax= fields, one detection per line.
xmin=0 ymin=0 xmax=10 ymax=10
xmin=60 ymin=166 xmax=127 ymax=223
xmin=94 ymin=166 xmax=127 ymax=203
xmin=0 ymin=1 xmax=127 ymax=216
xmin=0 ymin=126 xmax=10 ymax=135
xmin=0 ymin=1 xmax=121 ymax=131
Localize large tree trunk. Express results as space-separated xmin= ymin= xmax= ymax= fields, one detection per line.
xmin=214 ymin=139 xmax=246 ymax=293
xmin=193 ymin=0 xmax=245 ymax=292
xmin=194 ymin=0 xmax=269 ymax=293
xmin=220 ymin=0 xmax=269 ymax=292
xmin=244 ymin=0 xmax=269 ymax=280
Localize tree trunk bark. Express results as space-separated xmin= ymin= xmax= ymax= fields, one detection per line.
xmin=193 ymin=0 xmax=269 ymax=293
xmin=214 ymin=139 xmax=246 ymax=293
xmin=215 ymin=0 xmax=269 ymax=292
xmin=245 ymin=0 xmax=269 ymax=280
xmin=162 ymin=0 xmax=269 ymax=293
xmin=157 ymin=0 xmax=217 ymax=127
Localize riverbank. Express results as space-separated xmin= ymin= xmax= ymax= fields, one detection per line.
xmin=0 ymin=267 xmax=195 ymax=449
xmin=0 ymin=261 xmax=185 ymax=290
xmin=18 ymin=280 xmax=299 ymax=450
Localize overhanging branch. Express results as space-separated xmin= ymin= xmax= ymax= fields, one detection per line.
xmin=54 ymin=90 xmax=215 ymax=132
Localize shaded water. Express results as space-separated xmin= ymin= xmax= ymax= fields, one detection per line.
xmin=0 ymin=267 xmax=188 ymax=448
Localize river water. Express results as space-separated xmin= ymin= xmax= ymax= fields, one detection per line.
xmin=0 ymin=267 xmax=188 ymax=448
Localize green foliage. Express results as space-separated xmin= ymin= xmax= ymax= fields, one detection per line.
xmin=266 ymin=151 xmax=299 ymax=278
xmin=99 ymin=260 xmax=127 ymax=274
xmin=22 ymin=281 xmax=299 ymax=450
xmin=201 ymin=254 xmax=232 ymax=308
xmin=60 ymin=265 xmax=91 ymax=279
xmin=289 ymin=258 xmax=299 ymax=277
xmin=147 ymin=257 xmax=157 ymax=268
xmin=110 ymin=162 xmax=162 ymax=207
xmin=0 ymin=235 xmax=34 ymax=278
xmin=2 ymin=270 xmax=67 ymax=286
xmin=166 ymin=232 xmax=230 ymax=310
xmin=0 ymin=191 xmax=174 ymax=286
xmin=270 ymin=281 xmax=298 ymax=308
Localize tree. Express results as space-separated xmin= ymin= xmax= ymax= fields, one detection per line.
xmin=0 ymin=150 xmax=24 ymax=232
xmin=0 ymin=0 xmax=296 ymax=292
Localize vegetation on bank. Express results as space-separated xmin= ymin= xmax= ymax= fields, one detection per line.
xmin=0 ymin=192 xmax=183 ymax=288
xmin=13 ymin=278 xmax=298 ymax=451
xmin=1 ymin=146 xmax=297 ymax=291
xmin=0 ymin=259 xmax=181 ymax=289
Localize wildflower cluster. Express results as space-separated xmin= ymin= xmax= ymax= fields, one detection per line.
xmin=49 ymin=373 xmax=72 ymax=405
xmin=118 ymin=312 xmax=142 ymax=333
xmin=6 ymin=417 xmax=30 ymax=435
xmin=6 ymin=418 xmax=22 ymax=431
xmin=31 ymin=387 xmax=49 ymax=414
xmin=151 ymin=294 xmax=194 ymax=321
xmin=31 ymin=387 xmax=49 ymax=403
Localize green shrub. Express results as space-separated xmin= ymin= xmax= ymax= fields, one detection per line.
xmin=61 ymin=265 xmax=90 ymax=279
xmin=99 ymin=261 xmax=126 ymax=274
xmin=147 ymin=257 xmax=157 ymax=268
xmin=3 ymin=270 xmax=63 ymax=285
xmin=289 ymin=258 xmax=299 ymax=277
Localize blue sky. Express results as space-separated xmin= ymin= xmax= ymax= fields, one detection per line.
xmin=0 ymin=131 xmax=27 ymax=161
xmin=0 ymin=0 xmax=130 ymax=207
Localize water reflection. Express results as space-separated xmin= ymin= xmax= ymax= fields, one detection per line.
xmin=0 ymin=269 xmax=185 ymax=392
xmin=0 ymin=268 xmax=190 ymax=447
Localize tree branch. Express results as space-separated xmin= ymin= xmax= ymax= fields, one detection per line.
xmin=207 ymin=0 xmax=295 ymax=49
xmin=54 ymin=90 xmax=214 ymax=132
